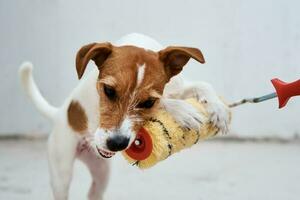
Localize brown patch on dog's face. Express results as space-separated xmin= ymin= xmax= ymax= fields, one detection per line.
xmin=68 ymin=101 xmax=88 ymax=133
xmin=96 ymin=46 xmax=168 ymax=132
xmin=76 ymin=43 xmax=205 ymax=137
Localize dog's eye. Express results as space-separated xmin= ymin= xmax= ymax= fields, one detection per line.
xmin=137 ymin=98 xmax=156 ymax=109
xmin=103 ymin=85 xmax=116 ymax=100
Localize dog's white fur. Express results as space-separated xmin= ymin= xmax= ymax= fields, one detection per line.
xmin=19 ymin=33 xmax=229 ymax=200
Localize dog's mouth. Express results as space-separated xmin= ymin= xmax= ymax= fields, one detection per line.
xmin=96 ymin=146 xmax=115 ymax=159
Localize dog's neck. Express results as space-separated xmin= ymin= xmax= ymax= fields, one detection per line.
xmin=69 ymin=68 xmax=100 ymax=134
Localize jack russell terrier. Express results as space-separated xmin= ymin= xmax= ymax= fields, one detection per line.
xmin=19 ymin=33 xmax=230 ymax=200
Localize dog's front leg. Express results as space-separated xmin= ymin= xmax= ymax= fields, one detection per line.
xmin=179 ymin=81 xmax=230 ymax=134
xmin=78 ymin=148 xmax=110 ymax=200
xmin=160 ymin=98 xmax=205 ymax=130
xmin=48 ymin=126 xmax=78 ymax=200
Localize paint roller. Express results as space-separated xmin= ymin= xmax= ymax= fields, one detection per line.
xmin=122 ymin=78 xmax=300 ymax=169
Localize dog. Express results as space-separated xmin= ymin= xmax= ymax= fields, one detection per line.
xmin=19 ymin=33 xmax=230 ymax=200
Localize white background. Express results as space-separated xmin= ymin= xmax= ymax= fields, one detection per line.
xmin=1 ymin=0 xmax=299 ymax=138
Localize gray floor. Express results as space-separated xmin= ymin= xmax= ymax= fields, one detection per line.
xmin=0 ymin=139 xmax=299 ymax=200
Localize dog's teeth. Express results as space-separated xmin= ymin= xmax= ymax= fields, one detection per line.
xmin=97 ymin=147 xmax=115 ymax=158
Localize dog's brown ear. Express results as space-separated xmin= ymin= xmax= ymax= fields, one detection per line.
xmin=76 ymin=42 xmax=113 ymax=79
xmin=159 ymin=46 xmax=205 ymax=79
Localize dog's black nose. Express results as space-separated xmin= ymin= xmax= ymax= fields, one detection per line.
xmin=106 ymin=135 xmax=130 ymax=152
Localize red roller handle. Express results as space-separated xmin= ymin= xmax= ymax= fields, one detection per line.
xmin=271 ymin=78 xmax=300 ymax=108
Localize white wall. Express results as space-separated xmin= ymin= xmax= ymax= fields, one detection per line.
xmin=1 ymin=0 xmax=299 ymax=138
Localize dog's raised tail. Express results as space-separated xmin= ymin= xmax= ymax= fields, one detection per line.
xmin=19 ymin=62 xmax=58 ymax=120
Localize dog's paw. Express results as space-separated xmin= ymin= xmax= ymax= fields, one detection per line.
xmin=182 ymin=82 xmax=230 ymax=134
xmin=203 ymin=99 xmax=230 ymax=134
xmin=161 ymin=98 xmax=205 ymax=130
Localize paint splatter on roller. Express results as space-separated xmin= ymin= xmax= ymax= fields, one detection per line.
xmin=123 ymin=78 xmax=300 ymax=169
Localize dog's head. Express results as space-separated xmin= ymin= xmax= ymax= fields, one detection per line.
xmin=76 ymin=43 xmax=205 ymax=158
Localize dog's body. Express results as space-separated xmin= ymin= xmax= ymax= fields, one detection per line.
xmin=19 ymin=33 xmax=229 ymax=200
